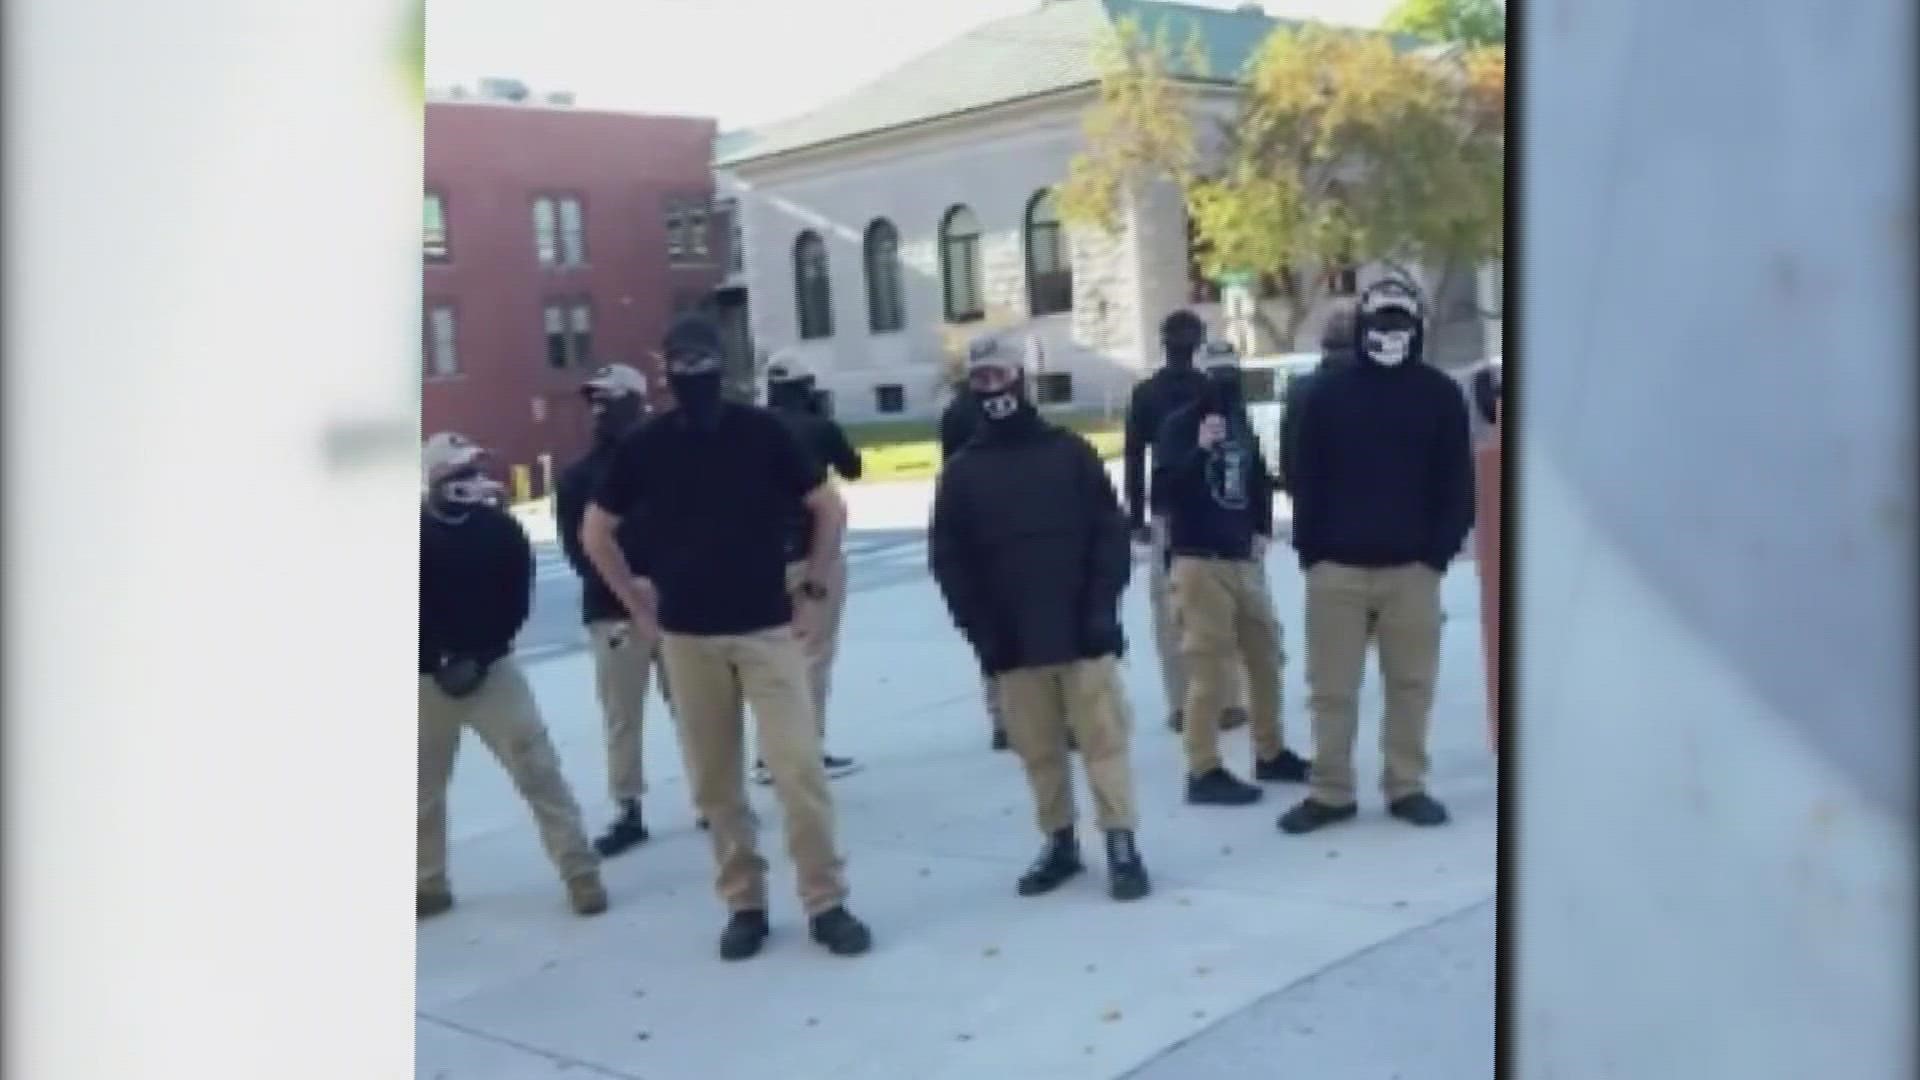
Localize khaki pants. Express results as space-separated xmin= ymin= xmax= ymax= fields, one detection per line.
xmin=1170 ymin=556 xmax=1287 ymax=775
xmin=661 ymin=627 xmax=848 ymax=916
xmin=418 ymin=659 xmax=597 ymax=888
xmin=1149 ymin=518 xmax=1247 ymax=719
xmin=785 ymin=556 xmax=847 ymax=738
xmin=996 ymin=657 xmax=1138 ymax=833
xmin=1304 ymin=562 xmax=1443 ymax=806
xmin=587 ymin=620 xmax=669 ymax=804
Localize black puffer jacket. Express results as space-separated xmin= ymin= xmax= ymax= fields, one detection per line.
xmin=929 ymin=412 xmax=1132 ymax=676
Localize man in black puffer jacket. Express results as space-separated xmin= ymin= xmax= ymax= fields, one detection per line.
xmin=930 ymin=335 xmax=1148 ymax=903
xmin=420 ymin=432 xmax=605 ymax=919
xmin=555 ymin=363 xmax=670 ymax=858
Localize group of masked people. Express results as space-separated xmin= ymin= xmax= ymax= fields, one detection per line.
xmin=417 ymin=277 xmax=1477 ymax=962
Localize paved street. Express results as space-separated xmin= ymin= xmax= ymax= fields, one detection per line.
xmin=427 ymin=477 xmax=1494 ymax=1079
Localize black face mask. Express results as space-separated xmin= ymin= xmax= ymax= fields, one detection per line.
xmin=591 ymin=394 xmax=643 ymax=446
xmin=426 ymin=467 xmax=496 ymax=521
xmin=669 ymin=371 xmax=724 ymax=428
xmin=975 ymin=375 xmax=1036 ymax=432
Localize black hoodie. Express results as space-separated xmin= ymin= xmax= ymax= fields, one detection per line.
xmin=1290 ymin=330 xmax=1474 ymax=572
xmin=1123 ymin=366 xmax=1210 ymax=528
xmin=767 ymin=381 xmax=860 ymax=560
xmin=1153 ymin=379 xmax=1274 ymax=561
xmin=419 ymin=505 xmax=535 ymax=673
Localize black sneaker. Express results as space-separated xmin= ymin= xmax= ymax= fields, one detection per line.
xmin=1277 ymin=798 xmax=1359 ymax=835
xmin=1254 ymin=749 xmax=1312 ymax=784
xmin=719 ymin=909 xmax=770 ymax=961
xmin=808 ymin=906 xmax=872 ymax=957
xmin=1388 ymin=792 xmax=1451 ymax=827
xmin=1167 ymin=710 xmax=1183 ymax=733
xmin=991 ymin=729 xmax=1010 ymax=752
xmin=1016 ymin=830 xmax=1085 ymax=897
xmin=1185 ymin=767 xmax=1264 ymax=806
xmin=1219 ymin=706 xmax=1250 ymax=731
xmin=593 ymin=800 xmax=651 ymax=858
xmin=1104 ymin=830 xmax=1151 ymax=902
xmin=822 ymin=754 xmax=862 ymax=779
xmin=1065 ymin=730 xmax=1080 ymax=753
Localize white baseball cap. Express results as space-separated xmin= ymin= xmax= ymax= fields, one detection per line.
xmin=582 ymin=363 xmax=647 ymax=398
xmin=422 ymin=431 xmax=487 ymax=484
xmin=764 ymin=350 xmax=812 ymax=384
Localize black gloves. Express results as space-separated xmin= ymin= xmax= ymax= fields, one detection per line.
xmin=431 ymin=654 xmax=491 ymax=699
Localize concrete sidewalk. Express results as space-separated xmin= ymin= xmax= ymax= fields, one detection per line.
xmin=423 ymin=484 xmax=1492 ymax=1080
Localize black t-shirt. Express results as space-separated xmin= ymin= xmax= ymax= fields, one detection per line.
xmin=590 ymin=403 xmax=825 ymax=636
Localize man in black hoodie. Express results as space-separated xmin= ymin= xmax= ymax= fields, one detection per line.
xmin=940 ymin=358 xmax=1006 ymax=752
xmin=1155 ymin=342 xmax=1312 ymax=807
xmin=555 ymin=363 xmax=668 ymax=859
xmin=931 ymin=335 xmax=1149 ymax=902
xmin=758 ymin=353 xmax=863 ymax=781
xmin=419 ymin=432 xmax=606 ymax=918
xmin=1125 ymin=310 xmax=1250 ymax=736
xmin=1278 ymin=303 xmax=1358 ymax=496
xmin=1279 ymin=279 xmax=1473 ymax=835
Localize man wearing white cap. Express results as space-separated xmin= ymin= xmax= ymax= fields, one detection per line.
xmin=556 ymin=364 xmax=669 ymax=858
xmin=418 ymin=432 xmax=607 ymax=918
xmin=1279 ymin=279 xmax=1472 ymax=836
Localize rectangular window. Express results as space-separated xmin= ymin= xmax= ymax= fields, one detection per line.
xmin=688 ymin=204 xmax=709 ymax=258
xmin=424 ymin=304 xmax=458 ymax=377
xmin=533 ymin=197 xmax=558 ymax=266
xmin=1035 ymin=372 xmax=1074 ymax=406
xmin=568 ymin=302 xmax=592 ymax=366
xmin=558 ymin=196 xmax=586 ymax=266
xmin=874 ymin=384 xmax=906 ymax=415
xmin=666 ymin=197 xmax=712 ymax=265
xmin=543 ymin=304 xmax=567 ymax=368
xmin=943 ymin=236 xmax=983 ymax=322
xmin=423 ymin=192 xmax=450 ymax=263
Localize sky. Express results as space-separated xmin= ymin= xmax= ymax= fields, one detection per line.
xmin=426 ymin=0 xmax=1402 ymax=132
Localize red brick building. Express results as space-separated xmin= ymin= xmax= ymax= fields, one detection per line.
xmin=422 ymin=91 xmax=724 ymax=495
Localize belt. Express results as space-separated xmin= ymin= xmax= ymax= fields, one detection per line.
xmin=1169 ymin=548 xmax=1251 ymax=562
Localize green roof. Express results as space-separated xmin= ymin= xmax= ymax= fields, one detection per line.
xmin=716 ymin=0 xmax=1310 ymax=168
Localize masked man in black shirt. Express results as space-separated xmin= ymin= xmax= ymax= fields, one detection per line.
xmin=1279 ymin=280 xmax=1473 ymax=836
xmin=554 ymin=363 xmax=670 ymax=859
xmin=931 ymin=335 xmax=1149 ymax=902
xmin=419 ymin=433 xmax=606 ymax=918
xmin=580 ymin=316 xmax=872 ymax=962
xmin=757 ymin=352 xmax=863 ymax=782
xmin=1156 ymin=342 xmax=1312 ymax=807
xmin=1126 ymin=310 xmax=1251 ymax=736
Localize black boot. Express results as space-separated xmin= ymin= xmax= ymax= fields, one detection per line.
xmin=1104 ymin=829 xmax=1150 ymax=902
xmin=991 ymin=728 xmax=1010 ymax=751
xmin=808 ymin=905 xmax=873 ymax=956
xmin=593 ymin=799 xmax=650 ymax=858
xmin=1016 ymin=828 xmax=1085 ymax=896
xmin=719 ymin=909 xmax=770 ymax=961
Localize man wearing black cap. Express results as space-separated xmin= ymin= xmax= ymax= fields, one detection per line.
xmin=580 ymin=315 xmax=871 ymax=961
xmin=1125 ymin=310 xmax=1251 ymax=737
xmin=931 ymin=334 xmax=1149 ymax=902
xmin=555 ymin=363 xmax=668 ymax=859
xmin=757 ymin=351 xmax=862 ymax=782
xmin=1155 ymin=342 xmax=1311 ymax=807
xmin=1279 ymin=279 xmax=1474 ymax=835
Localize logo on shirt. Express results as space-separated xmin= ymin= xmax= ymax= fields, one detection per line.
xmin=1206 ymin=438 xmax=1250 ymax=511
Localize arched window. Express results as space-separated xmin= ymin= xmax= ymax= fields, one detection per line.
xmin=1024 ymin=190 xmax=1073 ymax=316
xmin=939 ymin=205 xmax=984 ymax=323
xmin=863 ymin=219 xmax=905 ymax=333
xmin=793 ymin=231 xmax=833 ymax=340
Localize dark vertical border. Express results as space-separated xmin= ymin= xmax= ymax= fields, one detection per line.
xmin=1493 ymin=0 xmax=1522 ymax=1076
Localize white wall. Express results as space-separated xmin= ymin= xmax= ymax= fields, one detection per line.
xmin=729 ymin=98 xmax=1149 ymax=423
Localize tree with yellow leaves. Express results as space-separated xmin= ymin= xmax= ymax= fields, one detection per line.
xmin=1062 ymin=18 xmax=1503 ymax=364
